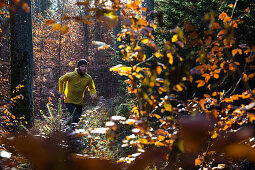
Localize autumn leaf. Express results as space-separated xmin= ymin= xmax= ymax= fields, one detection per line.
xmin=184 ymin=21 xmax=195 ymax=31
xmin=228 ymin=4 xmax=234 ymax=8
xmin=60 ymin=26 xmax=69 ymax=34
xmin=219 ymin=12 xmax=228 ymax=20
xmin=213 ymin=74 xmax=219 ymax=79
xmin=52 ymin=23 xmax=61 ymax=31
xmin=164 ymin=103 xmax=172 ymax=112
xmin=232 ymin=49 xmax=242 ymax=56
xmin=202 ymin=73 xmax=210 ymax=83
xmin=173 ymin=84 xmax=183 ymax=92
xmin=196 ymin=80 xmax=205 ymax=88
xmin=156 ymin=66 xmax=162 ymax=75
xmin=243 ymin=74 xmax=249 ymax=82
xmin=154 ymin=114 xmax=161 ymax=119
xmin=211 ymin=131 xmax=218 ymax=139
xmin=211 ymin=22 xmax=220 ymax=29
xmin=45 ymin=19 xmax=55 ymax=25
xmin=167 ymin=53 xmax=173 ymax=64
xmin=247 ymin=113 xmax=255 ymax=123
xmin=154 ymin=51 xmax=163 ymax=58
xmin=195 ymin=157 xmax=203 ymax=166
xmin=171 ymin=34 xmax=178 ymax=42
xmin=190 ymin=31 xmax=198 ymax=39
xmin=248 ymin=73 xmax=255 ymax=79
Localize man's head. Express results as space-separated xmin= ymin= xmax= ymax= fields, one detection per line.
xmin=77 ymin=59 xmax=88 ymax=76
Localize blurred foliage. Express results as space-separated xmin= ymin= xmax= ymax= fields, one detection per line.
xmin=0 ymin=0 xmax=255 ymax=169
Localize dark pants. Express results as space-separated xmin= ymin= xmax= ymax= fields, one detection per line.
xmin=65 ymin=103 xmax=82 ymax=124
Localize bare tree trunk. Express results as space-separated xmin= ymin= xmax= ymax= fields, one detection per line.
xmin=10 ymin=0 xmax=34 ymax=128
xmin=142 ymin=0 xmax=154 ymax=21
xmin=113 ymin=9 xmax=121 ymax=57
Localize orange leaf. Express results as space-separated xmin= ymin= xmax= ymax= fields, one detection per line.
xmin=60 ymin=26 xmax=69 ymax=34
xmin=243 ymin=74 xmax=249 ymax=82
xmin=219 ymin=12 xmax=227 ymax=20
xmin=52 ymin=23 xmax=61 ymax=31
xmin=204 ymin=94 xmax=210 ymax=98
xmin=45 ymin=19 xmax=55 ymax=25
xmin=217 ymin=30 xmax=225 ymax=36
xmin=248 ymin=113 xmax=255 ymax=122
xmin=212 ymin=22 xmax=220 ymax=29
xmin=228 ymin=4 xmax=234 ymax=8
xmin=232 ymin=49 xmax=238 ymax=56
xmin=184 ymin=21 xmax=195 ymax=31
xmin=190 ymin=31 xmax=198 ymax=39
xmin=174 ymin=84 xmax=183 ymax=92
xmin=202 ymin=74 xmax=210 ymax=83
xmin=196 ymin=80 xmax=205 ymax=88
xmin=155 ymin=66 xmax=162 ymax=75
xmin=248 ymin=73 xmax=255 ymax=79
xmin=214 ymin=74 xmax=219 ymax=79
xmin=167 ymin=53 xmax=173 ymax=64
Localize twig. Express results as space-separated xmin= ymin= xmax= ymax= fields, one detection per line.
xmin=231 ymin=0 xmax=239 ymax=18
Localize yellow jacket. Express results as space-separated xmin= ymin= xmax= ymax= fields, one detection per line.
xmin=59 ymin=69 xmax=96 ymax=105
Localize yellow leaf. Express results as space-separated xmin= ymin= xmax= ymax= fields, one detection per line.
xmin=155 ymin=141 xmax=166 ymax=147
xmin=60 ymin=26 xmax=69 ymax=34
xmin=141 ymin=38 xmax=149 ymax=44
xmin=154 ymin=114 xmax=161 ymax=119
xmin=152 ymin=24 xmax=157 ymax=30
xmin=139 ymin=138 xmax=148 ymax=144
xmin=52 ymin=23 xmax=61 ymax=31
xmin=167 ymin=53 xmax=173 ymax=64
xmin=211 ymin=131 xmax=218 ymax=139
xmin=195 ymin=157 xmax=203 ymax=166
xmin=154 ymin=51 xmax=163 ymax=58
xmin=172 ymin=34 xmax=178 ymax=42
xmin=164 ymin=103 xmax=172 ymax=112
xmin=174 ymin=84 xmax=183 ymax=92
xmin=158 ymin=135 xmax=165 ymax=141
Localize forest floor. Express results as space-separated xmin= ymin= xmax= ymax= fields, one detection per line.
xmin=33 ymin=95 xmax=132 ymax=161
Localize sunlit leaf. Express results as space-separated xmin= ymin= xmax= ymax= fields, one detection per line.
xmin=52 ymin=23 xmax=61 ymax=31
xmin=45 ymin=19 xmax=55 ymax=25
xmin=167 ymin=53 xmax=173 ymax=64
xmin=172 ymin=34 xmax=178 ymax=42
xmin=164 ymin=103 xmax=172 ymax=112
xmin=60 ymin=26 xmax=69 ymax=34
xmin=196 ymin=80 xmax=205 ymax=88
xmin=228 ymin=4 xmax=234 ymax=8
xmin=247 ymin=113 xmax=255 ymax=123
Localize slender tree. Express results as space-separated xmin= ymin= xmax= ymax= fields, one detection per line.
xmin=10 ymin=1 xmax=34 ymax=128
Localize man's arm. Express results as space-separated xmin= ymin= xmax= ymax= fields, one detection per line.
xmin=59 ymin=73 xmax=70 ymax=100
xmin=88 ymin=78 xmax=96 ymax=100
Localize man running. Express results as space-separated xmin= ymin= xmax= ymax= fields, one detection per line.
xmin=59 ymin=59 xmax=96 ymax=125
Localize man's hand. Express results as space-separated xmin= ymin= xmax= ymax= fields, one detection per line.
xmin=60 ymin=94 xmax=66 ymax=100
xmin=91 ymin=94 xmax=96 ymax=100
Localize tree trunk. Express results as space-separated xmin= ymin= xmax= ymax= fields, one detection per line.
xmin=113 ymin=9 xmax=121 ymax=57
xmin=142 ymin=0 xmax=154 ymax=22
xmin=142 ymin=0 xmax=155 ymax=57
xmin=10 ymin=1 xmax=34 ymax=128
